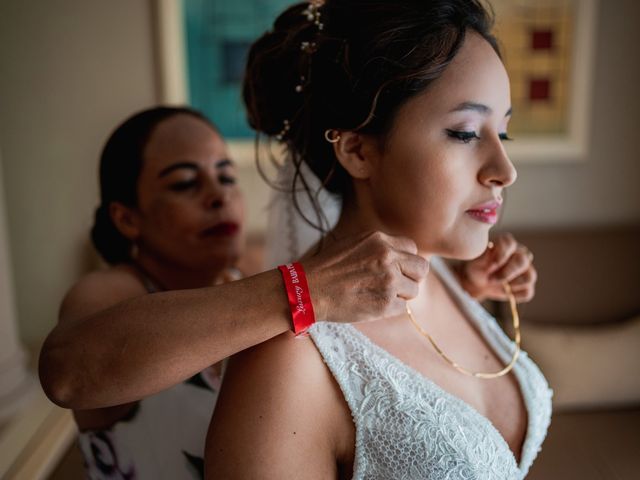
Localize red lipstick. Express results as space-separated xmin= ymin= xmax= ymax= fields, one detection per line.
xmin=201 ymin=222 xmax=240 ymax=237
xmin=466 ymin=200 xmax=501 ymax=225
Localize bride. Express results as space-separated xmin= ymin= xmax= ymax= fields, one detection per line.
xmin=205 ymin=1 xmax=551 ymax=478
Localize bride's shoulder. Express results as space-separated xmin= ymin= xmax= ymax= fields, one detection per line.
xmin=226 ymin=330 xmax=330 ymax=392
xmin=207 ymin=330 xmax=355 ymax=476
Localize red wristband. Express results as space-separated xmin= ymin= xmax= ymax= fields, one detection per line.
xmin=278 ymin=262 xmax=316 ymax=336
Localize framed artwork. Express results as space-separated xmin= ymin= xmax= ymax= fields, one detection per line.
xmin=491 ymin=0 xmax=598 ymax=161
xmin=154 ymin=0 xmax=598 ymax=163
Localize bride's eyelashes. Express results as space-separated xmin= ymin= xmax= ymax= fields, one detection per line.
xmin=446 ymin=129 xmax=514 ymax=144
xmin=446 ymin=129 xmax=480 ymax=143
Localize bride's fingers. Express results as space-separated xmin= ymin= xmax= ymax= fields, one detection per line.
xmin=511 ymin=285 xmax=536 ymax=303
xmin=490 ymin=247 xmax=533 ymax=284
xmin=486 ymin=233 xmax=518 ymax=274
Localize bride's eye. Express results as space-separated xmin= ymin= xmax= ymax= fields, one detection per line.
xmin=446 ymin=129 xmax=480 ymax=144
xmin=499 ymin=133 xmax=514 ymax=142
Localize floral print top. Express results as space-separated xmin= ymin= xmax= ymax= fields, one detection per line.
xmin=76 ymin=266 xmax=233 ymax=479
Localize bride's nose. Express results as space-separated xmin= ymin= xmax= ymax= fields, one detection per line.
xmin=478 ymin=138 xmax=517 ymax=188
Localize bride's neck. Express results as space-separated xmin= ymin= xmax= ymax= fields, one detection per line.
xmin=329 ymin=198 xmax=433 ymax=261
xmin=329 ymin=197 xmax=386 ymax=241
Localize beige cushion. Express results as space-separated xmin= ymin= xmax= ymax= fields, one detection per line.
xmin=497 ymin=226 xmax=640 ymax=325
xmin=520 ymin=315 xmax=640 ymax=409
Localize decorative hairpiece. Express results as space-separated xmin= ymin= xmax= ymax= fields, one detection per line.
xmin=302 ymin=0 xmax=325 ymax=31
xmin=295 ymin=1 xmax=325 ymax=94
xmin=275 ymin=119 xmax=291 ymax=141
xmin=300 ymin=41 xmax=318 ymax=54
xmin=274 ymin=1 xmax=326 ymax=142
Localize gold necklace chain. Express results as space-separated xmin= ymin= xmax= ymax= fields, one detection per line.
xmin=406 ymin=282 xmax=521 ymax=379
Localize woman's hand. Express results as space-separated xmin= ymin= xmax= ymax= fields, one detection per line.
xmin=457 ymin=233 xmax=537 ymax=303
xmin=303 ymin=231 xmax=429 ymax=323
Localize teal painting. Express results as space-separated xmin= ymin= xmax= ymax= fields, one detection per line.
xmin=184 ymin=0 xmax=295 ymax=138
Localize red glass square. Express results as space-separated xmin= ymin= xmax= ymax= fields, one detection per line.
xmin=531 ymin=30 xmax=554 ymax=50
xmin=529 ymin=79 xmax=551 ymax=101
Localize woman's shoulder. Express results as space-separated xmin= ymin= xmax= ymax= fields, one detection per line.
xmin=59 ymin=264 xmax=147 ymax=324
xmin=229 ymin=330 xmax=330 ymax=392
xmin=207 ymin=331 xmax=355 ymax=476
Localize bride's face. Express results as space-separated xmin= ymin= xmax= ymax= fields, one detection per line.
xmin=363 ymin=32 xmax=516 ymax=260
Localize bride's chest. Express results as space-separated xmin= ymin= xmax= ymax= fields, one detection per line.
xmin=355 ymin=313 xmax=528 ymax=461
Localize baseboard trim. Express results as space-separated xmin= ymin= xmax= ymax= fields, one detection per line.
xmin=0 ymin=387 xmax=76 ymax=479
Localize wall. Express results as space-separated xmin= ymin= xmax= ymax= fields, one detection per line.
xmin=0 ymin=0 xmax=638 ymax=345
xmin=0 ymin=0 xmax=158 ymax=344
xmin=238 ymin=0 xmax=640 ymax=234
xmin=501 ymin=0 xmax=640 ymax=228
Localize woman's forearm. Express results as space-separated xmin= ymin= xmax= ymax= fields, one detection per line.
xmin=39 ymin=269 xmax=291 ymax=409
xmin=40 ymin=231 xmax=427 ymax=410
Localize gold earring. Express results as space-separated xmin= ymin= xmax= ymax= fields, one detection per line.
xmin=324 ymin=129 xmax=341 ymax=143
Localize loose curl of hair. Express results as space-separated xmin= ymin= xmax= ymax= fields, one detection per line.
xmin=91 ymin=106 xmax=217 ymax=265
xmin=243 ymin=0 xmax=500 ymax=231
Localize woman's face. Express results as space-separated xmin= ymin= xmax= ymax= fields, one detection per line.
xmin=363 ymin=32 xmax=516 ymax=260
xmin=131 ymin=114 xmax=245 ymax=270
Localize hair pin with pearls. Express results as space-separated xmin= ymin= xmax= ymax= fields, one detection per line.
xmin=275 ymin=119 xmax=291 ymax=141
xmin=302 ymin=0 xmax=325 ymax=31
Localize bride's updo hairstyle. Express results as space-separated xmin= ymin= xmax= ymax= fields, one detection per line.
xmin=244 ymin=0 xmax=499 ymax=228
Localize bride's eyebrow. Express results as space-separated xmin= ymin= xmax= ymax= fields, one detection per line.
xmin=449 ymin=102 xmax=512 ymax=117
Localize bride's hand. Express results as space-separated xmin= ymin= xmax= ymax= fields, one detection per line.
xmin=457 ymin=233 xmax=537 ymax=303
xmin=303 ymin=231 xmax=429 ymax=323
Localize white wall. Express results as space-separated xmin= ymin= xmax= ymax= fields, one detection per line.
xmin=0 ymin=0 xmax=158 ymax=344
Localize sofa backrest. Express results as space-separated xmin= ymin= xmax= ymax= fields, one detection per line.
xmin=496 ymin=225 xmax=640 ymax=325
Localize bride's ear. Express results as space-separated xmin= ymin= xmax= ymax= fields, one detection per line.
xmin=331 ymin=131 xmax=378 ymax=180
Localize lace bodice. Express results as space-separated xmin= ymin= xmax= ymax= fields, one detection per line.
xmin=309 ymin=257 xmax=552 ymax=479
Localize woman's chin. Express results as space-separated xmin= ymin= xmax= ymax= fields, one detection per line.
xmin=428 ymin=238 xmax=488 ymax=261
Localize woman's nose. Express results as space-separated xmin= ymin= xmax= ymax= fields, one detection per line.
xmin=479 ymin=140 xmax=517 ymax=188
xmin=203 ymin=178 xmax=229 ymax=209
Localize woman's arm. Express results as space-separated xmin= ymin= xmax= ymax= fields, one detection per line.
xmin=40 ymin=267 xmax=291 ymax=409
xmin=205 ymin=331 xmax=354 ymax=479
xmin=40 ymin=231 xmax=427 ymax=409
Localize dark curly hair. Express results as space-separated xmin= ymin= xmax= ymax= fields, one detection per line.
xmin=243 ymin=0 xmax=499 ymax=230
xmin=91 ymin=106 xmax=218 ymax=265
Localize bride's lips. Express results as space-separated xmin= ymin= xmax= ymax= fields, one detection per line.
xmin=466 ymin=200 xmax=501 ymax=225
xmin=201 ymin=222 xmax=240 ymax=237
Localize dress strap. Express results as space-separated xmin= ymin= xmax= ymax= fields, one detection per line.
xmin=131 ymin=263 xmax=162 ymax=293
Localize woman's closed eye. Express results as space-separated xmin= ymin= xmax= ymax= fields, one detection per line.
xmin=169 ymin=174 xmax=236 ymax=192
xmin=219 ymin=174 xmax=236 ymax=185
xmin=169 ymin=179 xmax=198 ymax=192
xmin=446 ymin=129 xmax=514 ymax=144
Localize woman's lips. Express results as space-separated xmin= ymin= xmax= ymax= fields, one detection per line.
xmin=466 ymin=200 xmax=501 ymax=225
xmin=466 ymin=209 xmax=499 ymax=225
xmin=201 ymin=222 xmax=240 ymax=237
